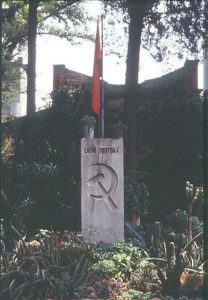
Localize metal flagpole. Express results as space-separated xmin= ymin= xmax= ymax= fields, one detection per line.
xmin=100 ymin=14 xmax=104 ymax=138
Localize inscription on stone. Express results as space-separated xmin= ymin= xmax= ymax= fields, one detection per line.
xmin=81 ymin=138 xmax=124 ymax=243
xmin=84 ymin=147 xmax=120 ymax=154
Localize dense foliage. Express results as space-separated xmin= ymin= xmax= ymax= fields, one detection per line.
xmin=1 ymin=71 xmax=203 ymax=230
xmin=103 ymin=0 xmax=204 ymax=169
xmin=2 ymin=89 xmax=92 ymax=231
xmin=0 ymin=224 xmax=204 ymax=299
xmin=1 ymin=86 xmax=205 ymax=298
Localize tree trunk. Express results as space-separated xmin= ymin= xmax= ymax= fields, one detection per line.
xmin=0 ymin=0 xmax=2 ymax=120
xmin=203 ymin=90 xmax=208 ymax=298
xmin=27 ymin=0 xmax=39 ymax=115
xmin=26 ymin=0 xmax=39 ymax=163
xmin=124 ymin=1 xmax=147 ymax=170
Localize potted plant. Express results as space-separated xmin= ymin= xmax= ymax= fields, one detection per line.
xmin=81 ymin=115 xmax=96 ymax=138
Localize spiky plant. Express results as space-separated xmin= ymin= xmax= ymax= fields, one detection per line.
xmin=0 ymin=227 xmax=88 ymax=299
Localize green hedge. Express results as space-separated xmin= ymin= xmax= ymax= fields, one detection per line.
xmin=1 ymin=85 xmax=203 ymax=231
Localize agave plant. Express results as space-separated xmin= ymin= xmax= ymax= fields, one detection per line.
xmin=0 ymin=227 xmax=88 ymax=299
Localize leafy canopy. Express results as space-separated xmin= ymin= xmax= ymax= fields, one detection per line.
xmin=2 ymin=0 xmax=94 ymax=60
xmin=104 ymin=0 xmax=204 ymax=63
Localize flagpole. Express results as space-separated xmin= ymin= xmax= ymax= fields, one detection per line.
xmin=100 ymin=15 xmax=104 ymax=138
xmin=91 ymin=16 xmax=103 ymax=137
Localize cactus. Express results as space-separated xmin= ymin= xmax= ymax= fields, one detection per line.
xmin=167 ymin=242 xmax=176 ymax=269
xmin=185 ymin=181 xmax=204 ymax=251
xmin=153 ymin=221 xmax=162 ymax=249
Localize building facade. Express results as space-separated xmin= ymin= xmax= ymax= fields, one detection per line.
xmin=2 ymin=57 xmax=26 ymax=122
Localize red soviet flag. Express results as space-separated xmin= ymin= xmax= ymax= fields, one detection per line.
xmin=91 ymin=22 xmax=102 ymax=114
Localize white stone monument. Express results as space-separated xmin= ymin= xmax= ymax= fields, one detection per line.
xmin=81 ymin=138 xmax=124 ymax=243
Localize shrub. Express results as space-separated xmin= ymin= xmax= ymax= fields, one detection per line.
xmin=89 ymin=241 xmax=148 ymax=280
xmin=91 ymin=259 xmax=116 ymax=277
xmin=1 ymin=89 xmax=93 ymax=231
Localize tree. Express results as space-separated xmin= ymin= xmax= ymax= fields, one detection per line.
xmin=0 ymin=0 xmax=3 ymax=118
xmin=27 ymin=0 xmax=39 ymax=115
xmin=25 ymin=0 xmax=38 ymax=164
xmin=104 ymin=0 xmax=204 ymax=169
xmin=2 ymin=0 xmax=93 ymax=114
xmin=124 ymin=1 xmax=154 ymax=169
xmin=2 ymin=0 xmax=93 ymax=61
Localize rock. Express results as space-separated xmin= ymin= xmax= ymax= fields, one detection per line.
xmin=86 ymin=286 xmax=96 ymax=294
xmin=88 ymin=292 xmax=97 ymax=299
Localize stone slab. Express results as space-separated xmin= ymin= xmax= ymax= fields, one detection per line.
xmin=81 ymin=138 xmax=124 ymax=243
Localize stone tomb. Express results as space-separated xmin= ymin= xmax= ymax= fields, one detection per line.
xmin=81 ymin=138 xmax=124 ymax=243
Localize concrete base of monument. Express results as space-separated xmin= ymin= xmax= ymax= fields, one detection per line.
xmin=81 ymin=138 xmax=124 ymax=243
xmin=81 ymin=224 xmax=125 ymax=244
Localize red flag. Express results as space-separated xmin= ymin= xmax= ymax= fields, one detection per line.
xmin=91 ymin=22 xmax=102 ymax=114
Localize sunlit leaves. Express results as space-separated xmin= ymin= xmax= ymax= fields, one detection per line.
xmin=104 ymin=0 xmax=204 ymax=64
xmin=2 ymin=0 xmax=94 ymax=59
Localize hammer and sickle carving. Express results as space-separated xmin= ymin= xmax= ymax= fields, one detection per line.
xmin=87 ymin=163 xmax=118 ymax=212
